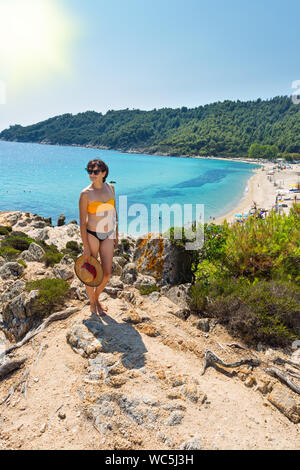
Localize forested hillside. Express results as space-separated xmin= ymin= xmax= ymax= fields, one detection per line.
xmin=1 ymin=96 xmax=300 ymax=157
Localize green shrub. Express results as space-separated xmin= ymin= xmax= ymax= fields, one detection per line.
xmin=65 ymin=241 xmax=80 ymax=252
xmin=17 ymin=259 xmax=27 ymax=268
xmin=139 ymin=285 xmax=160 ymax=295
xmin=1 ymin=236 xmax=32 ymax=251
xmin=38 ymin=241 xmax=64 ymax=267
xmin=61 ymin=240 xmax=81 ymax=262
xmin=42 ymin=252 xmax=64 ymax=267
xmin=25 ymin=278 xmax=70 ymax=315
xmin=202 ymin=278 xmax=300 ymax=346
xmin=0 ymin=225 xmax=12 ymax=236
xmin=0 ymin=246 xmax=21 ymax=260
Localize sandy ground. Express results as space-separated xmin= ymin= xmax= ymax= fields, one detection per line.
xmin=0 ymin=288 xmax=300 ymax=450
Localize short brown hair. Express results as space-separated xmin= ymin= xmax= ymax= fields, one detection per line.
xmin=87 ymin=159 xmax=109 ymax=182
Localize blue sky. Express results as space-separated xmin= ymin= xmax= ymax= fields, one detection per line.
xmin=0 ymin=0 xmax=299 ymax=131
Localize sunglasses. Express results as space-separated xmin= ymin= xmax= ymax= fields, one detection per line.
xmin=85 ymin=168 xmax=102 ymax=175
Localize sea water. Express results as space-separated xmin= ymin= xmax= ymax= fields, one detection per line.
xmin=0 ymin=141 xmax=259 ymax=236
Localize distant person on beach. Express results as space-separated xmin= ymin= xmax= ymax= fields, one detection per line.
xmin=79 ymin=159 xmax=118 ymax=317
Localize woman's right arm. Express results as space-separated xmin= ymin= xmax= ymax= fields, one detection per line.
xmin=79 ymin=192 xmax=90 ymax=257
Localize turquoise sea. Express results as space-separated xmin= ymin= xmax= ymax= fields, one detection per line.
xmin=0 ymin=141 xmax=259 ymax=236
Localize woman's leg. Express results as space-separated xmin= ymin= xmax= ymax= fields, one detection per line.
xmin=85 ymin=231 xmax=100 ymax=314
xmin=95 ymin=236 xmax=115 ymax=315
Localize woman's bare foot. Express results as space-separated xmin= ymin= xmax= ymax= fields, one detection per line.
xmin=95 ymin=299 xmax=108 ymax=317
xmin=90 ymin=301 xmax=97 ymax=315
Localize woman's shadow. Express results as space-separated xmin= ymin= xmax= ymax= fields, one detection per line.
xmin=83 ymin=311 xmax=147 ymax=370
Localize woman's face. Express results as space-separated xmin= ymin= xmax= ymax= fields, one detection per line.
xmin=88 ymin=165 xmax=106 ymax=182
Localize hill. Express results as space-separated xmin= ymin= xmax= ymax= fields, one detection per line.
xmin=1 ymin=96 xmax=300 ymax=157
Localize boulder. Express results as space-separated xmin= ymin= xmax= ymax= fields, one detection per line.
xmin=53 ymin=264 xmax=74 ymax=281
xmin=0 ymin=262 xmax=24 ymax=280
xmin=160 ymin=283 xmax=192 ymax=308
xmin=133 ymin=234 xmax=193 ymax=285
xmin=197 ymin=318 xmax=210 ymax=333
xmin=133 ymin=274 xmax=157 ymax=289
xmin=120 ymin=263 xmax=138 ymax=284
xmin=66 ymin=320 xmax=105 ymax=358
xmin=57 ymin=214 xmax=66 ymax=226
xmin=1 ymin=280 xmax=26 ymax=304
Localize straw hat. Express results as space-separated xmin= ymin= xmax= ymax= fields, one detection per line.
xmin=74 ymin=255 xmax=103 ymax=287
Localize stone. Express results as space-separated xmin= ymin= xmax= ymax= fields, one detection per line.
xmin=120 ymin=263 xmax=138 ymax=280
xmin=267 ymin=386 xmax=300 ymax=423
xmin=164 ymin=411 xmax=184 ymax=426
xmin=180 ymin=383 xmax=207 ymax=404
xmin=244 ymin=376 xmax=257 ymax=388
xmin=53 ymin=265 xmax=74 ymax=280
xmin=0 ymin=262 xmax=24 ymax=280
xmin=108 ymin=276 xmax=124 ymax=289
xmin=179 ymin=434 xmax=203 ymax=450
xmin=60 ymin=255 xmax=74 ymax=266
xmin=122 ymin=311 xmax=141 ymax=324
xmin=1 ymin=280 xmax=26 ymax=303
xmin=170 ymin=308 xmax=190 ymax=321
xmin=133 ymin=274 xmax=157 ymax=289
xmin=196 ymin=318 xmax=210 ymax=332
xmin=161 ymin=283 xmax=192 ymax=308
xmin=149 ymin=291 xmax=160 ymax=302
xmin=117 ymin=290 xmax=136 ymax=304
xmin=66 ymin=320 xmax=105 ymax=358
xmin=104 ymin=286 xmax=122 ymax=297
xmin=113 ymin=256 xmax=128 ymax=268
xmin=57 ymin=214 xmax=66 ymax=226
xmin=292 ymin=340 xmax=300 ymax=350
xmin=133 ymin=234 xmax=193 ymax=285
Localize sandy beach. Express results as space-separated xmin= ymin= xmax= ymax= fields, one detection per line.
xmin=211 ymin=161 xmax=300 ymax=225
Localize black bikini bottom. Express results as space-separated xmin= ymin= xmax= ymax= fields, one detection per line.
xmin=87 ymin=228 xmax=115 ymax=241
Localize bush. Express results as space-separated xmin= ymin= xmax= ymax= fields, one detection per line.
xmin=202 ymin=278 xmax=300 ymax=346
xmin=1 ymin=236 xmax=32 ymax=251
xmin=25 ymin=278 xmax=70 ymax=315
xmin=65 ymin=241 xmax=80 ymax=252
xmin=0 ymin=225 xmax=12 ymax=236
xmin=61 ymin=240 xmax=81 ymax=262
xmin=17 ymin=259 xmax=27 ymax=268
xmin=38 ymin=241 xmax=64 ymax=267
xmin=0 ymin=246 xmax=20 ymax=260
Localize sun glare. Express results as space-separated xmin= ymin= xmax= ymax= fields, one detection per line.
xmin=0 ymin=0 xmax=76 ymax=89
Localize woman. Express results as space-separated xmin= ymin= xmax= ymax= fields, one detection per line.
xmin=79 ymin=158 xmax=118 ymax=316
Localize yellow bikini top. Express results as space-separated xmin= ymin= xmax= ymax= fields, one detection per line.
xmin=87 ymin=198 xmax=115 ymax=214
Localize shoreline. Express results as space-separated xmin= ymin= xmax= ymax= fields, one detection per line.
xmin=0 ymin=138 xmax=258 ymax=165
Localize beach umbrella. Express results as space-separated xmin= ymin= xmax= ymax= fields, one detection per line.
xmin=234 ymin=214 xmax=243 ymax=217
